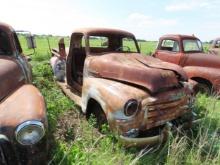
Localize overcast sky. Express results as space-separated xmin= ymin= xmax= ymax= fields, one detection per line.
xmin=1 ymin=0 xmax=220 ymax=41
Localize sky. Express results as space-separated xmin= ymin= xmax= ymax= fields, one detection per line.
xmin=1 ymin=0 xmax=220 ymax=41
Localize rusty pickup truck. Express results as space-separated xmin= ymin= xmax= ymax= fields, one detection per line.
xmin=51 ymin=28 xmax=193 ymax=147
xmin=0 ymin=22 xmax=47 ymax=164
xmin=154 ymin=34 xmax=220 ymax=94
xmin=209 ymin=37 xmax=220 ymax=55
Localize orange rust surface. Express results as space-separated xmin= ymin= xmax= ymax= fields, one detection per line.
xmin=51 ymin=29 xmax=192 ymax=140
xmin=0 ymin=22 xmax=48 ymax=163
xmin=86 ymin=53 xmax=187 ymax=93
xmin=0 ymin=84 xmax=46 ymax=138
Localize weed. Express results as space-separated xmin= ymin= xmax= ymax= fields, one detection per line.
xmin=18 ymin=36 xmax=219 ymax=165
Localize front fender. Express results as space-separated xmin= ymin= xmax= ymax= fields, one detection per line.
xmin=82 ymin=77 xmax=149 ymax=113
xmin=183 ymin=66 xmax=220 ymax=87
xmin=0 ymin=84 xmax=47 ymax=140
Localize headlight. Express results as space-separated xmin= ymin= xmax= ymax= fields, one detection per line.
xmin=124 ymin=99 xmax=139 ymax=117
xmin=15 ymin=121 xmax=45 ymax=145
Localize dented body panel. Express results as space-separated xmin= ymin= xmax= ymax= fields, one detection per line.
xmin=0 ymin=22 xmax=47 ymax=164
xmin=86 ymin=53 xmax=187 ymax=93
xmin=51 ymin=28 xmax=192 ymax=146
xmin=154 ymin=34 xmax=220 ymax=93
xmin=82 ymin=77 xmax=190 ymax=134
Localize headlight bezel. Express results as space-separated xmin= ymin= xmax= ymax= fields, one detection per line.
xmin=15 ymin=120 xmax=45 ymax=146
xmin=124 ymin=99 xmax=139 ymax=117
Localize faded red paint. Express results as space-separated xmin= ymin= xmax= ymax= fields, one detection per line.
xmin=51 ymin=28 xmax=193 ymax=147
xmin=0 ymin=57 xmax=25 ymax=101
xmin=0 ymin=22 xmax=47 ymax=164
xmin=0 ymin=85 xmax=46 ymax=138
xmin=154 ymin=34 xmax=220 ymax=94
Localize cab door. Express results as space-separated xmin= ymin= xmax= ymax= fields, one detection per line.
xmin=154 ymin=39 xmax=182 ymax=65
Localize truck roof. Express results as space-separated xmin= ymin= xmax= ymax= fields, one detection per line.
xmin=73 ymin=28 xmax=135 ymax=37
xmin=0 ymin=22 xmax=14 ymax=33
xmin=160 ymin=34 xmax=199 ymax=40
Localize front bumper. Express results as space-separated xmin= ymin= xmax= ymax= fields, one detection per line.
xmin=119 ymin=123 xmax=171 ymax=147
xmin=119 ymin=109 xmax=196 ymax=147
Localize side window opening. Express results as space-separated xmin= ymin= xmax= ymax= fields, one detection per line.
xmin=71 ymin=34 xmax=86 ymax=85
xmin=160 ymin=39 xmax=179 ymax=52
xmin=72 ymin=34 xmax=84 ymax=49
xmin=0 ymin=30 xmax=12 ymax=55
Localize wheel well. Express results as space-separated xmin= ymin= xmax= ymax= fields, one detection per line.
xmin=86 ymin=98 xmax=103 ymax=119
xmin=191 ymin=77 xmax=212 ymax=88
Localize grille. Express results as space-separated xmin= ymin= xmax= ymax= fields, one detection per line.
xmin=0 ymin=135 xmax=17 ymax=165
xmin=145 ymin=97 xmax=189 ymax=129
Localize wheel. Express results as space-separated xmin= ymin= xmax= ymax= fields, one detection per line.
xmin=194 ymin=82 xmax=211 ymax=95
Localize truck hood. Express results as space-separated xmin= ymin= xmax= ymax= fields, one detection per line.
xmin=185 ymin=53 xmax=220 ymax=68
xmin=0 ymin=57 xmax=25 ymax=101
xmin=86 ymin=53 xmax=187 ymax=93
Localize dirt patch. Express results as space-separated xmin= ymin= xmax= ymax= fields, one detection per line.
xmin=53 ymin=108 xmax=102 ymax=144
xmin=53 ymin=109 xmax=84 ymax=143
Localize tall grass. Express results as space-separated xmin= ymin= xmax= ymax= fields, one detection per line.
xmin=18 ymin=35 xmax=219 ymax=165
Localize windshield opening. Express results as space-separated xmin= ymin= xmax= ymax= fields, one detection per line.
xmin=183 ymin=39 xmax=203 ymax=52
xmin=88 ymin=35 xmax=139 ymax=54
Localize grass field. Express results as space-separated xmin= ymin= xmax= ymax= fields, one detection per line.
xmin=19 ymin=35 xmax=220 ymax=165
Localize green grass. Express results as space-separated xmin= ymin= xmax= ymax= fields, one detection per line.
xmin=18 ymin=35 xmax=220 ymax=165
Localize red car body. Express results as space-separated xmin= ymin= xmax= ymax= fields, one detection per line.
xmin=154 ymin=34 xmax=220 ymax=94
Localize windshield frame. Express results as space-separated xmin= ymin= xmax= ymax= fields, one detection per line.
xmin=182 ymin=39 xmax=203 ymax=53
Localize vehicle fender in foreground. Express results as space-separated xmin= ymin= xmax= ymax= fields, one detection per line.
xmin=0 ymin=84 xmax=47 ymax=139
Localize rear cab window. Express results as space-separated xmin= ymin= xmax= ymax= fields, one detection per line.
xmin=160 ymin=39 xmax=179 ymax=52
xmin=88 ymin=36 xmax=109 ymax=54
xmin=89 ymin=36 xmax=108 ymax=48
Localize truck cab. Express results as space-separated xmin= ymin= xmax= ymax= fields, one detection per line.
xmin=51 ymin=28 xmax=193 ymax=147
xmin=209 ymin=37 xmax=220 ymax=55
xmin=154 ymin=34 xmax=220 ymax=94
xmin=0 ymin=22 xmax=47 ymax=165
